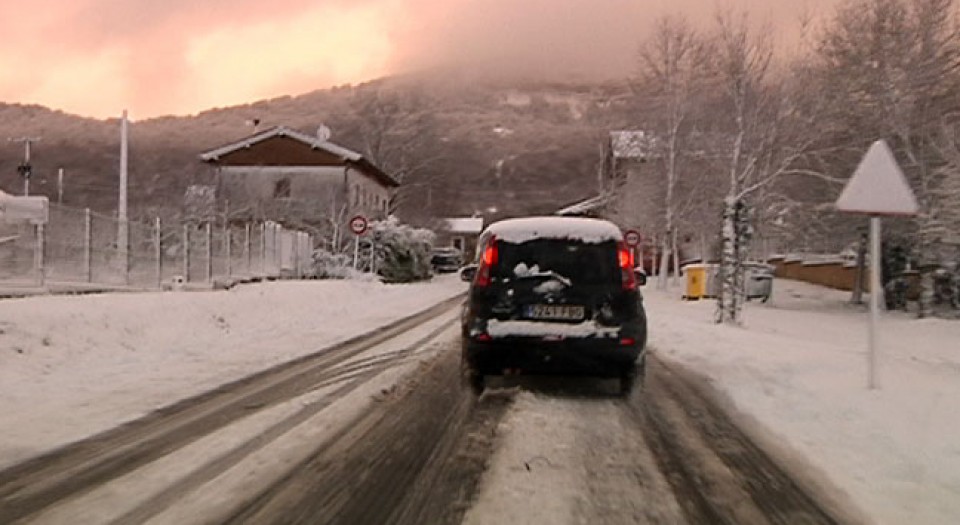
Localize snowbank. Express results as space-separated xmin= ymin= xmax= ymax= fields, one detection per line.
xmin=644 ymin=280 xmax=960 ymax=525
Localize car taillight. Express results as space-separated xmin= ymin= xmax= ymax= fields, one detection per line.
xmin=475 ymin=238 xmax=498 ymax=287
xmin=619 ymin=242 xmax=636 ymax=291
xmin=482 ymin=241 xmax=498 ymax=266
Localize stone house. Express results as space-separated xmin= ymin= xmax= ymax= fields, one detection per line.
xmin=199 ymin=126 xmax=398 ymax=232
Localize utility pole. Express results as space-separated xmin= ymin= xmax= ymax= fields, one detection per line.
xmin=119 ymin=110 xmax=129 ymax=274
xmin=9 ymin=137 xmax=41 ymax=196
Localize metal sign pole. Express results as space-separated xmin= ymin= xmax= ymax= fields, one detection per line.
xmin=836 ymin=140 xmax=918 ymax=390
xmin=868 ymin=216 xmax=882 ymax=390
xmin=353 ymin=234 xmax=360 ymax=269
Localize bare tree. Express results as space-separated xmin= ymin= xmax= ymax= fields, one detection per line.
xmin=350 ymin=84 xmax=444 ymax=220
xmin=637 ymin=14 xmax=709 ymax=289
xmin=706 ymin=10 xmax=836 ymax=323
xmin=708 ymin=11 xmax=776 ymax=323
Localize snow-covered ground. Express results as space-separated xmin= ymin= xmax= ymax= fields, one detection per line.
xmin=1 ymin=275 xmax=958 ymax=524
xmin=645 ymin=280 xmax=960 ymax=524
xmin=0 ymin=275 xmax=466 ymax=470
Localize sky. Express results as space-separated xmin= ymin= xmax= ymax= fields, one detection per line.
xmin=0 ymin=0 xmax=842 ymax=120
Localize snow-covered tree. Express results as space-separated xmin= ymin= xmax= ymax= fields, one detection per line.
xmin=812 ymin=0 xmax=960 ymax=316
xmin=637 ymin=14 xmax=710 ymax=289
xmin=708 ymin=11 xmax=774 ymax=324
xmin=367 ymin=217 xmax=435 ymax=283
xmin=707 ymin=10 xmax=829 ymax=323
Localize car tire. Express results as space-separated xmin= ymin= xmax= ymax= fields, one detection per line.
xmin=460 ymin=358 xmax=485 ymax=396
xmin=618 ymin=372 xmax=636 ymax=397
xmin=618 ymin=360 xmax=645 ymax=398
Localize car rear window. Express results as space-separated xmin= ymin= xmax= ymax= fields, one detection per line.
xmin=493 ymin=239 xmax=619 ymax=285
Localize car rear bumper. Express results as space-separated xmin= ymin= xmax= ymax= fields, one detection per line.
xmin=463 ymin=337 xmax=643 ymax=377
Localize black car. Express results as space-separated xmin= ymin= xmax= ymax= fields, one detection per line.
xmin=459 ymin=216 xmax=647 ymax=396
xmin=430 ymin=247 xmax=463 ymax=273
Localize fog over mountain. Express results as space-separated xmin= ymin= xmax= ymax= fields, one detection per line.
xmin=0 ymin=0 xmax=840 ymax=119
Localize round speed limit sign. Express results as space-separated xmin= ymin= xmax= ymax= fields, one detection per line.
xmin=624 ymin=229 xmax=642 ymax=247
xmin=349 ymin=215 xmax=369 ymax=235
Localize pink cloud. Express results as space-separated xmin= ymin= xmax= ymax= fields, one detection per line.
xmin=0 ymin=0 xmax=842 ymax=118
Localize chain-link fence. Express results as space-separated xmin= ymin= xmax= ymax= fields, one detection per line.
xmin=0 ymin=203 xmax=314 ymax=290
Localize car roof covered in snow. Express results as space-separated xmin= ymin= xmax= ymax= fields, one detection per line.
xmin=482 ymin=216 xmax=623 ymax=244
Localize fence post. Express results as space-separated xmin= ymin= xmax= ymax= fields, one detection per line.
xmin=301 ymin=232 xmax=308 ymax=278
xmin=155 ymin=217 xmax=162 ymax=289
xmin=278 ymin=225 xmax=284 ymax=277
xmin=245 ymin=223 xmax=251 ymax=275
xmin=84 ymin=208 xmax=92 ymax=283
xmin=260 ymin=222 xmax=267 ymax=276
xmin=205 ymin=222 xmax=213 ymax=283
xmin=35 ymin=224 xmax=45 ymax=287
xmin=183 ymin=224 xmax=190 ymax=282
xmin=269 ymin=224 xmax=276 ymax=277
xmin=225 ymin=223 xmax=232 ymax=279
xmin=294 ymin=231 xmax=301 ymax=278
xmin=275 ymin=225 xmax=282 ymax=277
xmin=308 ymin=234 xmax=314 ymax=277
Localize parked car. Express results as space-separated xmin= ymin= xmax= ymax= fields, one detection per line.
xmin=459 ymin=216 xmax=647 ymax=396
xmin=430 ymin=246 xmax=463 ymax=273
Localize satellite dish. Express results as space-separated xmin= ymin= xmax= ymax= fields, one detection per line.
xmin=316 ymin=124 xmax=332 ymax=142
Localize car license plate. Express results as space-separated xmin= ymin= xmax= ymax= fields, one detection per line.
xmin=525 ymin=304 xmax=584 ymax=321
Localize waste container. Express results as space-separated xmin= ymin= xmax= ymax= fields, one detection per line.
xmin=744 ymin=262 xmax=774 ymax=302
xmin=704 ymin=264 xmax=721 ymax=298
xmin=683 ymin=264 xmax=708 ymax=300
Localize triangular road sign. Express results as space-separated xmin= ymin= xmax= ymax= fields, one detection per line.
xmin=836 ymin=140 xmax=918 ymax=216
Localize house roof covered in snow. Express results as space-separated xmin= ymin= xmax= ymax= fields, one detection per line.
xmin=199 ymin=126 xmax=399 ymax=188
xmin=444 ymin=217 xmax=484 ymax=234
xmin=555 ymin=193 xmax=611 ymax=217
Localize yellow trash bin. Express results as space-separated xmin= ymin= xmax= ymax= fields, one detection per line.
xmin=684 ymin=264 xmax=707 ymax=300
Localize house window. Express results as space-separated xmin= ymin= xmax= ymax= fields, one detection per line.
xmin=274 ymin=178 xmax=291 ymax=199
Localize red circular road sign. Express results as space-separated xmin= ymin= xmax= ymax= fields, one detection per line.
xmin=349 ymin=215 xmax=368 ymax=235
xmin=624 ymin=229 xmax=642 ymax=247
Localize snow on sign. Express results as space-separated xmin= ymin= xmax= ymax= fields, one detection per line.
xmin=835 ymin=140 xmax=918 ymax=216
xmin=349 ymin=215 xmax=368 ymax=235
xmin=623 ymin=229 xmax=642 ymax=247
xmin=0 ymin=195 xmax=49 ymax=224
xmin=835 ymin=140 xmax=917 ymax=390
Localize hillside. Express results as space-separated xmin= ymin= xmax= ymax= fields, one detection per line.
xmin=0 ymin=72 xmax=636 ymax=224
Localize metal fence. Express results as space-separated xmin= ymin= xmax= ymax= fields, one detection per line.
xmin=0 ymin=203 xmax=314 ymax=290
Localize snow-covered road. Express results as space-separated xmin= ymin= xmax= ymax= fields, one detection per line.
xmin=0 ymin=275 xmax=467 ymax=470
xmin=1 ymin=275 xmax=958 ymax=524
